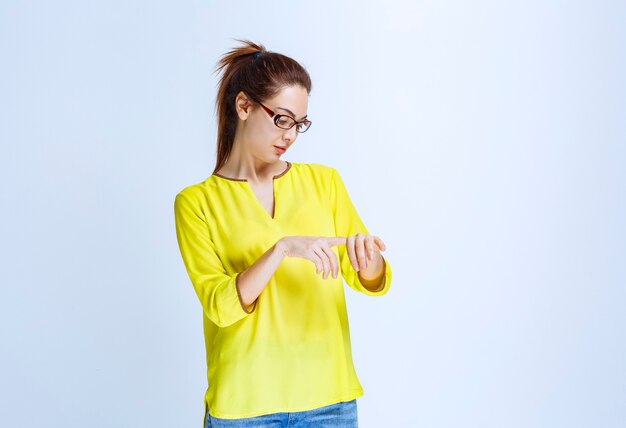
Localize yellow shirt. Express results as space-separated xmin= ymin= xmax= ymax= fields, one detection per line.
xmin=173 ymin=161 xmax=392 ymax=422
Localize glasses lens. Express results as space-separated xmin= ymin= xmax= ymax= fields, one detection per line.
xmin=275 ymin=115 xmax=295 ymax=129
xmin=296 ymin=121 xmax=311 ymax=133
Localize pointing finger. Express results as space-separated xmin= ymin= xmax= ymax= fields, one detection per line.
xmin=328 ymin=236 xmax=348 ymax=247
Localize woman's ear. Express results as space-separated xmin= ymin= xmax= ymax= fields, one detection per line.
xmin=235 ymin=91 xmax=253 ymax=120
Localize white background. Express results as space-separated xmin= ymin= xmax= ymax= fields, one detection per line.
xmin=1 ymin=1 xmax=624 ymax=427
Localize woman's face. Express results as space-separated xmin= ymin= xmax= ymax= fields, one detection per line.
xmin=236 ymin=85 xmax=309 ymax=162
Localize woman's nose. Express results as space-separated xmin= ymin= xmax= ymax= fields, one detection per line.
xmin=284 ymin=126 xmax=297 ymax=142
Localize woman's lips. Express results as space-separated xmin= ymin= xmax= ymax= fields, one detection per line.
xmin=274 ymin=145 xmax=286 ymax=154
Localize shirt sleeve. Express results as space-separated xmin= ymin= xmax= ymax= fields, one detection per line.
xmin=329 ymin=167 xmax=392 ymax=296
xmin=174 ymin=191 xmax=257 ymax=327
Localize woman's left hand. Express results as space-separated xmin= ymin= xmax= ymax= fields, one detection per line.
xmin=345 ymin=233 xmax=386 ymax=272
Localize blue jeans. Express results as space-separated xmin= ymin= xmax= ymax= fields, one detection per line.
xmin=204 ymin=399 xmax=358 ymax=428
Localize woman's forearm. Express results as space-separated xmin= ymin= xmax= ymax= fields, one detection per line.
xmin=236 ymin=240 xmax=288 ymax=308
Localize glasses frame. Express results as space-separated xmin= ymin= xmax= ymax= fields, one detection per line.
xmin=249 ymin=96 xmax=312 ymax=133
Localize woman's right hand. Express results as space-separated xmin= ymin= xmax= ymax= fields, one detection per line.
xmin=278 ymin=236 xmax=347 ymax=280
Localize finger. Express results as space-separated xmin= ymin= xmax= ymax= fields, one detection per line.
xmin=310 ymin=249 xmax=324 ymax=275
xmin=320 ymin=245 xmax=339 ymax=279
xmin=327 ymin=236 xmax=348 ymax=247
xmin=355 ymin=233 xmax=367 ymax=270
xmin=320 ymin=249 xmax=332 ymax=279
xmin=313 ymin=247 xmax=330 ymax=279
xmin=346 ymin=235 xmax=359 ymax=272
xmin=373 ymin=236 xmax=387 ymax=251
xmin=365 ymin=236 xmax=375 ymax=261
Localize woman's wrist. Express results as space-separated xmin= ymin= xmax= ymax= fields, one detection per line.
xmin=274 ymin=239 xmax=289 ymax=258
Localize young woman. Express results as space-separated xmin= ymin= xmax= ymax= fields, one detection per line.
xmin=174 ymin=39 xmax=393 ymax=428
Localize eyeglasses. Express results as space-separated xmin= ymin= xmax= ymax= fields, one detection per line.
xmin=250 ymin=96 xmax=312 ymax=133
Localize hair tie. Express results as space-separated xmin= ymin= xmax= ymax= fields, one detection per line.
xmin=253 ymin=51 xmax=262 ymax=60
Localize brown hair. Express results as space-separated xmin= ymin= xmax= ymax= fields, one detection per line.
xmin=211 ymin=39 xmax=313 ymax=174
